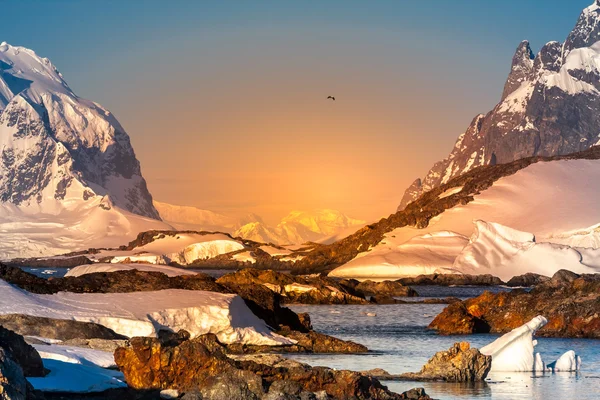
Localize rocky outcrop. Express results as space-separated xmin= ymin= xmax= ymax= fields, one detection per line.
xmin=115 ymin=332 xmax=402 ymax=399
xmin=370 ymin=296 xmax=460 ymax=305
xmin=0 ymin=314 xmax=127 ymax=341
xmin=397 ymin=274 xmax=503 ymax=286
xmin=217 ymin=269 xmax=368 ymax=305
xmin=0 ymin=326 xmax=44 ymax=377
xmin=429 ymin=270 xmax=600 ymax=337
xmin=400 ymin=342 xmax=491 ymax=382
xmin=506 ymin=273 xmax=550 ymax=287
xmin=355 ymin=281 xmax=417 ymax=297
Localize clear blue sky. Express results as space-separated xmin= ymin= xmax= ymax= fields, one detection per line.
xmin=0 ymin=0 xmax=593 ymax=222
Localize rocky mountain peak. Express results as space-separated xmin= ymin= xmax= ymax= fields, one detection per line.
xmin=0 ymin=42 xmax=160 ymax=220
xmin=398 ymin=1 xmax=600 ymax=211
xmin=501 ymin=40 xmax=535 ymax=101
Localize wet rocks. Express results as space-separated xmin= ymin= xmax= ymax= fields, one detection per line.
xmin=115 ymin=333 xmax=401 ymax=399
xmin=429 ymin=270 xmax=600 ymax=337
xmin=355 ymin=280 xmax=417 ymax=297
xmin=400 ymin=342 xmax=491 ymax=382
xmin=217 ymin=269 xmax=368 ymax=305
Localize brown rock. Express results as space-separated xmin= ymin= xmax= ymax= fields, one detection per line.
xmin=429 ymin=273 xmax=600 ymax=337
xmin=356 ymin=280 xmax=418 ymax=297
xmin=400 ymin=342 xmax=491 ymax=382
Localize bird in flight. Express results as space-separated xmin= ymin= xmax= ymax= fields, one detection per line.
xmin=327 ymin=96 xmax=335 ymax=101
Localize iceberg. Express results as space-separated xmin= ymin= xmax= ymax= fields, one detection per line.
xmin=480 ymin=316 xmax=548 ymax=372
xmin=480 ymin=316 xmax=582 ymax=372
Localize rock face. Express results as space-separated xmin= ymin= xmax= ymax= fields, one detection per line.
xmin=354 ymin=280 xmax=417 ymax=297
xmin=0 ymin=348 xmax=28 ymax=400
xmin=115 ymin=332 xmax=402 ymax=399
xmin=0 ymin=314 xmax=126 ymax=341
xmin=398 ymin=2 xmax=600 ymax=210
xmin=0 ymin=326 xmax=44 ymax=377
xmin=217 ymin=269 xmax=368 ymax=305
xmin=400 ymin=342 xmax=491 ymax=382
xmin=429 ymin=270 xmax=600 ymax=337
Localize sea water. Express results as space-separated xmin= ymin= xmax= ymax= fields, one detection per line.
xmin=288 ymin=288 xmax=600 ymax=400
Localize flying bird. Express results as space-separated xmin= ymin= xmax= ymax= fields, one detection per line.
xmin=327 ymin=96 xmax=335 ymax=101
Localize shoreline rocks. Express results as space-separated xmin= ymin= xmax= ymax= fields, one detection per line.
xmin=397 ymin=274 xmax=503 ymax=287
xmin=115 ymin=332 xmax=403 ymax=399
xmin=429 ymin=270 xmax=600 ymax=337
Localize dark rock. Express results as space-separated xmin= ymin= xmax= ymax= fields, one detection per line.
xmin=0 ymin=347 xmax=28 ymax=400
xmin=506 ymin=273 xmax=550 ymax=287
xmin=550 ymin=269 xmax=580 ymax=285
xmin=399 ymin=388 xmax=432 ymax=400
xmin=5 ymin=255 xmax=93 ymax=269
xmin=400 ymin=342 xmax=491 ymax=382
xmin=0 ymin=314 xmax=126 ymax=341
xmin=0 ymin=326 xmax=44 ymax=377
xmin=397 ymin=274 xmax=503 ymax=286
xmin=369 ymin=295 xmax=398 ymax=305
xmin=355 ymin=281 xmax=417 ymax=297
xmin=429 ymin=275 xmax=600 ymax=337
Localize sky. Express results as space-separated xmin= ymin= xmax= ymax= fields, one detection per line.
xmin=0 ymin=0 xmax=593 ymax=224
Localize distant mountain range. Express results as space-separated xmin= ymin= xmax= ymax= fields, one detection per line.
xmin=154 ymin=201 xmax=366 ymax=245
xmin=399 ymin=0 xmax=600 ymax=210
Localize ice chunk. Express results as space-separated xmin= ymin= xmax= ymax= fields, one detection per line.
xmin=548 ymin=350 xmax=582 ymax=372
xmin=33 ymin=344 xmax=116 ymax=368
xmin=480 ymin=316 xmax=547 ymax=372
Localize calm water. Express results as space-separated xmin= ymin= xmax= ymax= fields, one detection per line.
xmin=288 ymin=300 xmax=600 ymax=400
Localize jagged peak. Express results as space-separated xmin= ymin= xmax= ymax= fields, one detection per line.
xmin=501 ymin=41 xmax=535 ymax=101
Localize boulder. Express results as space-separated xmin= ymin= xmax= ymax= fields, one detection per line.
xmin=0 ymin=326 xmax=44 ymax=377
xmin=355 ymin=281 xmax=417 ymax=297
xmin=400 ymin=342 xmax=491 ymax=382
xmin=506 ymin=273 xmax=550 ymax=287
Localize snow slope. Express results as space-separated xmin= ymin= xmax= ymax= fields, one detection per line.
xmin=65 ymin=263 xmax=196 ymax=278
xmin=86 ymin=232 xmax=246 ymax=265
xmin=153 ymin=201 xmax=237 ymax=232
xmin=0 ymin=279 xmax=293 ymax=345
xmin=330 ymin=159 xmax=600 ymax=280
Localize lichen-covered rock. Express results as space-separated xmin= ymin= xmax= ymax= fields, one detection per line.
xmin=400 ymin=342 xmax=491 ymax=382
xmin=115 ymin=333 xmax=401 ymax=399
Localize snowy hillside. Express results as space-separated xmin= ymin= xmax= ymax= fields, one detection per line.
xmin=398 ymin=1 xmax=600 ymax=210
xmin=153 ymin=200 xmax=237 ymax=232
xmin=0 ymin=42 xmax=169 ymax=258
xmin=330 ymin=157 xmax=600 ymax=281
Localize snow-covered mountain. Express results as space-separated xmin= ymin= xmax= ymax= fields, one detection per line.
xmin=0 ymin=42 xmax=170 ymax=258
xmin=234 ymin=209 xmax=366 ymax=245
xmin=153 ymin=201 xmax=238 ymax=232
xmin=398 ymin=0 xmax=600 ymax=210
